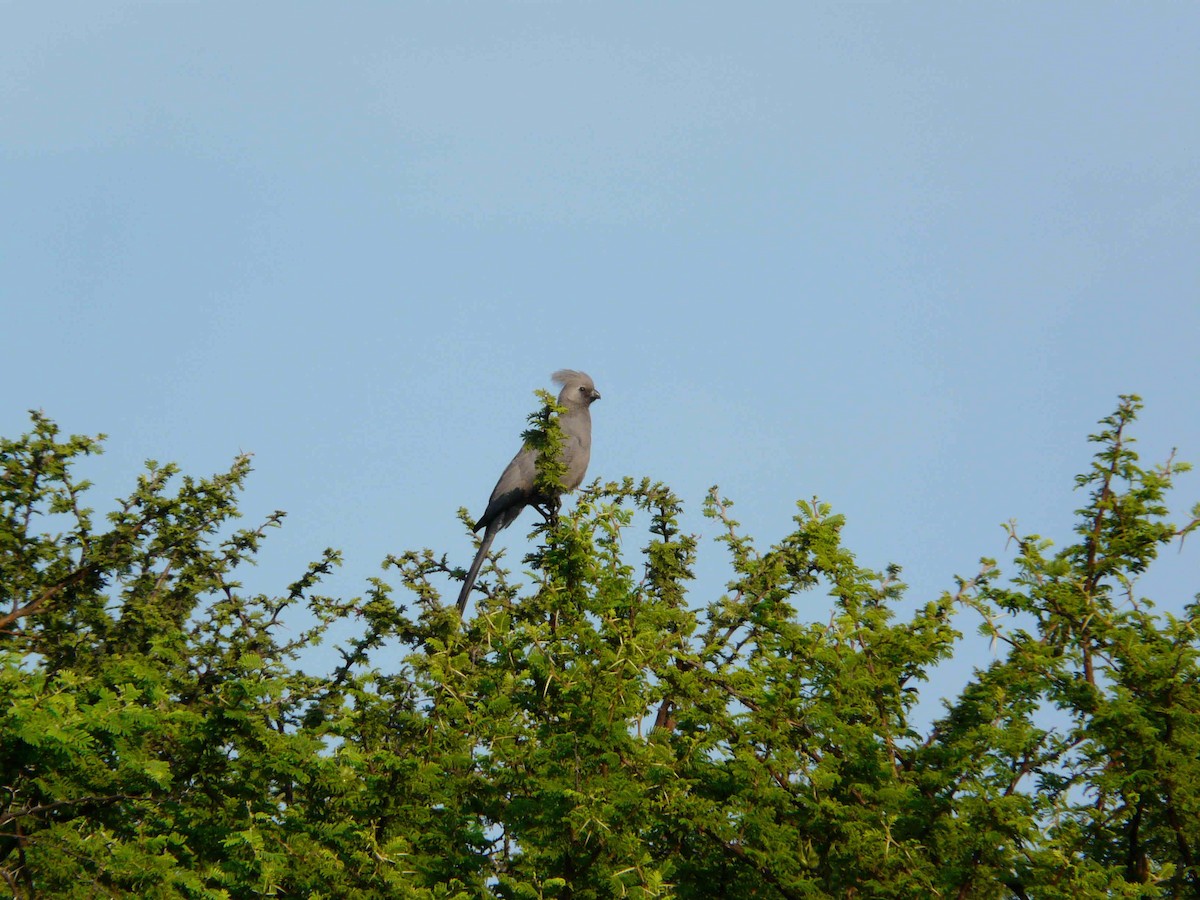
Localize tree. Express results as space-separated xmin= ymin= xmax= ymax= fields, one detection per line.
xmin=1 ymin=396 xmax=1196 ymax=898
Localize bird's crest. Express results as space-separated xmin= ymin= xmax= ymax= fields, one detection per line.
xmin=552 ymin=369 xmax=592 ymax=388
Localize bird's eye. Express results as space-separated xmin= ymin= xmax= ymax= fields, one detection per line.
xmin=579 ymin=386 xmax=587 ymax=392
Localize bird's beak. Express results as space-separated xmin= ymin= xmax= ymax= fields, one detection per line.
xmin=592 ymin=390 xmax=602 ymax=401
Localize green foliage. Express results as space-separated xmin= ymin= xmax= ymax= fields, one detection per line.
xmin=1 ymin=396 xmax=1197 ymax=898
xmin=522 ymin=388 xmax=570 ymax=515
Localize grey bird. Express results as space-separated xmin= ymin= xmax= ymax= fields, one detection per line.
xmin=456 ymin=370 xmax=601 ymax=613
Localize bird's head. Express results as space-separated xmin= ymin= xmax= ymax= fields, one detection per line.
xmin=552 ymin=369 xmax=601 ymax=408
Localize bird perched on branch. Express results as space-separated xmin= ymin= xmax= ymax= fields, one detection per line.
xmin=456 ymin=370 xmax=601 ymax=613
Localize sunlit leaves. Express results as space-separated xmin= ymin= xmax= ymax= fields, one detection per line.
xmin=1 ymin=397 xmax=1196 ymax=897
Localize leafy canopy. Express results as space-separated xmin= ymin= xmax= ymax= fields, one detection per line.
xmin=1 ymin=396 xmax=1198 ymax=898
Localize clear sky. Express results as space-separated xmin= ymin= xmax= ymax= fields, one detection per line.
xmin=4 ymin=4 xmax=1198 ymax=718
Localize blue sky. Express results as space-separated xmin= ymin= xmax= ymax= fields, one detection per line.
xmin=4 ymin=4 xmax=1198 ymax=717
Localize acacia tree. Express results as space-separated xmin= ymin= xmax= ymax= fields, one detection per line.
xmin=1 ymin=396 xmax=1196 ymax=898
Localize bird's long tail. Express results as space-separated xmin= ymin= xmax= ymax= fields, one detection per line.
xmin=457 ymin=523 xmax=499 ymax=614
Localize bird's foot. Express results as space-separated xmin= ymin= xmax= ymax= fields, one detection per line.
xmin=534 ymin=498 xmax=561 ymax=526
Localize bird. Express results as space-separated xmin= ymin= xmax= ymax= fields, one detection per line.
xmin=456 ymin=370 xmax=601 ymax=613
